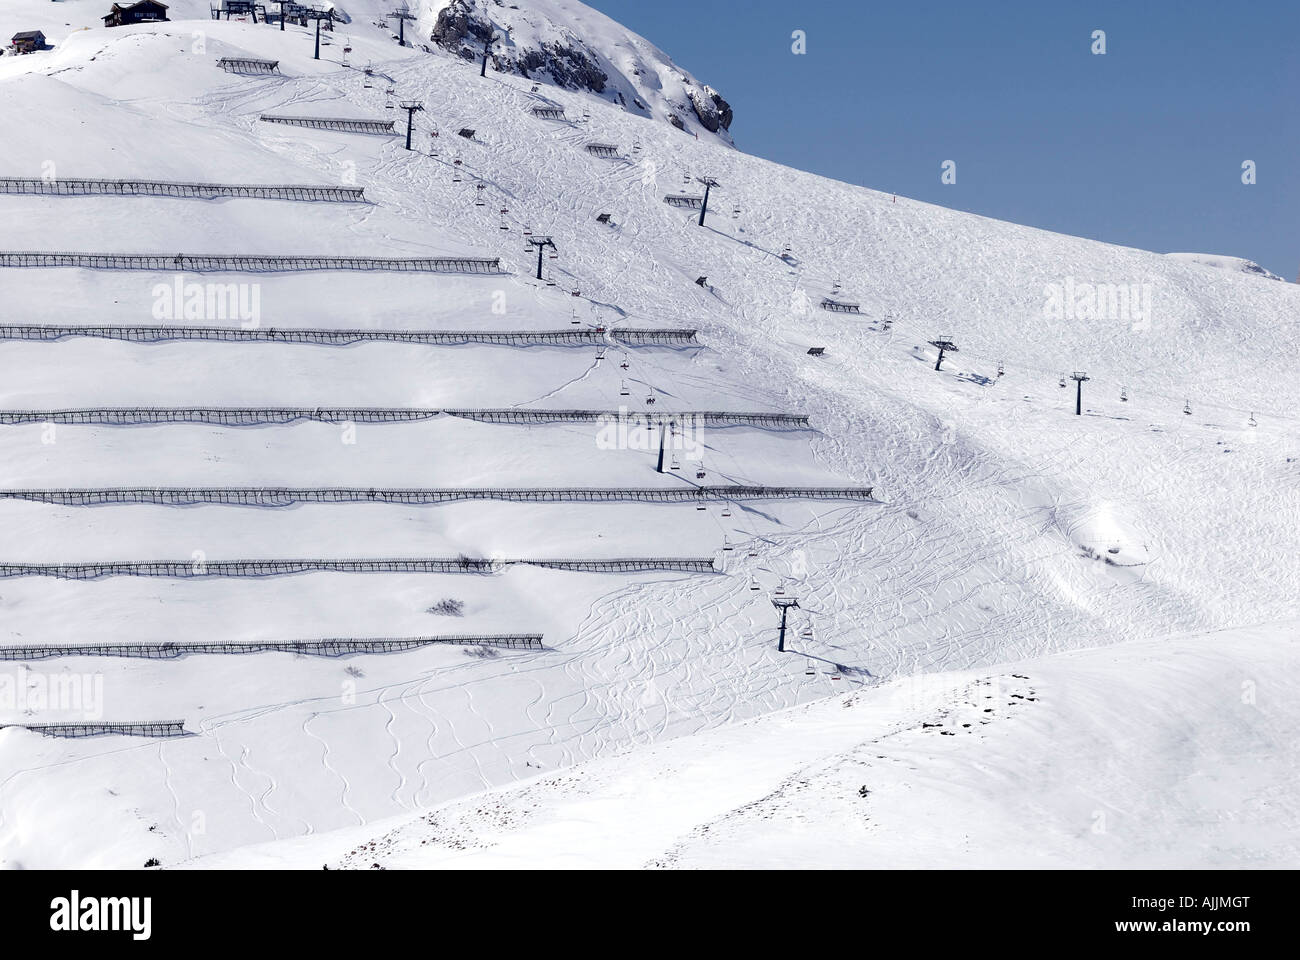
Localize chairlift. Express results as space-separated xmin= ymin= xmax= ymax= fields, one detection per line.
xmin=805 ymin=659 xmax=815 ymax=676
xmin=645 ymin=393 xmax=656 ymax=406
xmin=1248 ymin=412 xmax=1257 ymax=428
xmin=1184 ymin=400 xmax=1192 ymax=415
xmin=749 ymin=578 xmax=760 ymax=592
xmin=619 ymin=380 xmax=630 ymax=396
xmin=595 ymin=348 xmax=606 ymax=362
xmin=619 ymin=357 xmax=629 ymax=370
xmin=696 ymin=466 xmax=707 ymax=480
xmin=669 ymin=456 xmax=681 ymax=471
xmin=721 ymin=506 xmax=731 ymax=518
xmin=997 ymin=361 xmax=1004 ymax=377
xmin=722 ymin=536 xmax=733 ymax=552
xmin=1120 ymin=386 xmax=1128 ymax=402
xmin=1059 ymin=374 xmax=1067 ymax=388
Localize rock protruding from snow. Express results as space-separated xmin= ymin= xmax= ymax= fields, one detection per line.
xmin=425 ymin=0 xmax=734 ymax=144
xmin=688 ymin=84 xmax=733 ymax=133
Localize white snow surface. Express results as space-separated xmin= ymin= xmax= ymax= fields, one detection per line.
xmin=187 ymin=621 xmax=1300 ymax=869
xmin=0 ymin=7 xmax=1296 ymax=869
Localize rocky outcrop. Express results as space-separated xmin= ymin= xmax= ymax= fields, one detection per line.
xmin=428 ymin=0 xmax=733 ymax=142
xmin=431 ymin=0 xmax=607 ymax=92
xmin=688 ymin=85 xmax=733 ymax=133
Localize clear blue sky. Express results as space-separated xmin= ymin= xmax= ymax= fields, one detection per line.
xmin=589 ymin=0 xmax=1298 ymax=279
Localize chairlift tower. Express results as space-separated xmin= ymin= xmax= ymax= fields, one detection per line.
xmin=303 ymin=8 xmax=334 ymax=60
xmin=388 ymin=8 xmax=415 ymax=46
xmin=772 ymin=596 xmax=800 ymax=652
xmin=481 ymin=32 xmax=498 ymax=77
xmin=398 ymin=101 xmax=424 ymax=150
xmin=1070 ymin=371 xmax=1090 ymax=416
xmin=695 ymin=176 xmax=719 ymax=227
xmin=526 ymin=236 xmax=555 ymax=280
xmin=929 ymin=337 xmax=958 ymax=372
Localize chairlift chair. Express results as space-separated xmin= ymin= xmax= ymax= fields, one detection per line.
xmin=1184 ymin=400 xmax=1192 ymax=415
xmin=1120 ymin=386 xmax=1128 ymax=402
xmin=749 ymin=578 xmax=760 ymax=592
xmin=1059 ymin=374 xmax=1067 ymax=388
xmin=695 ymin=466 xmax=707 ymax=479
xmin=645 ymin=394 xmax=656 ymax=405
xmin=619 ymin=380 xmax=630 ymax=396
xmin=721 ymin=506 xmax=731 ymax=517
xmin=669 ymin=456 xmax=681 ymax=471
xmin=1248 ymin=413 xmax=1257 ymax=427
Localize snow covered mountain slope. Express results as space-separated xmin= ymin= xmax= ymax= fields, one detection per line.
xmin=1164 ymin=253 xmax=1285 ymax=282
xmin=0 ymin=10 xmax=1296 ymax=868
xmin=186 ymin=620 xmax=1300 ymax=869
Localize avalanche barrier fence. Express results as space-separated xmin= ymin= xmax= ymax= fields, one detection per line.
xmin=0 ymin=253 xmax=502 ymax=274
xmin=0 ymin=407 xmax=808 ymax=428
xmin=0 ymin=635 xmax=545 ymax=660
xmin=0 ymin=485 xmax=873 ymax=507
xmin=260 ymin=115 xmax=395 ymax=134
xmin=0 ymin=721 xmax=187 ymax=739
xmin=0 ymin=325 xmax=698 ymax=347
xmin=0 ymin=177 xmax=364 ymax=202
xmin=0 ymin=558 xmax=719 ymax=579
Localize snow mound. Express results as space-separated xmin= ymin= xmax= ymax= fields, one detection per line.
xmin=1165 ymin=253 xmax=1286 ymax=282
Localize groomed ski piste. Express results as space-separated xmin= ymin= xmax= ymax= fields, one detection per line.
xmin=0 ymin=1 xmax=1297 ymax=869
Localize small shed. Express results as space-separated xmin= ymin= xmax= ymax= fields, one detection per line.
xmin=103 ymin=2 xmax=171 ymax=27
xmin=10 ymin=31 xmax=47 ymax=54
